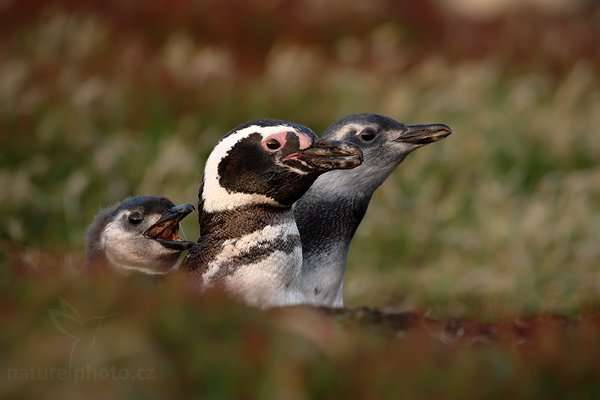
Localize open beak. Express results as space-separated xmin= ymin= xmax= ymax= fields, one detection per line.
xmin=144 ymin=203 xmax=195 ymax=251
xmin=396 ymin=124 xmax=452 ymax=145
xmin=283 ymin=139 xmax=363 ymax=172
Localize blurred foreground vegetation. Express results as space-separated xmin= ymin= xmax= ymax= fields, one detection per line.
xmin=2 ymin=269 xmax=600 ymax=398
xmin=1 ymin=1 xmax=599 ymax=397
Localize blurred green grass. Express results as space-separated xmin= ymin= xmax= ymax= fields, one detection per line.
xmin=1 ymin=2 xmax=600 ymax=397
xmin=1 ymin=6 xmax=598 ymax=314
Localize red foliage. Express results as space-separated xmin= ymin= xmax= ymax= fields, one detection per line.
xmin=1 ymin=0 xmax=598 ymax=75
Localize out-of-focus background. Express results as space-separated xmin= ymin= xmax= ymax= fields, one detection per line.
xmin=1 ymin=1 xmax=599 ymax=398
xmin=2 ymin=0 xmax=598 ymax=313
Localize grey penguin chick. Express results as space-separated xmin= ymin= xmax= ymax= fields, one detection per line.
xmin=85 ymin=195 xmax=195 ymax=274
xmin=294 ymin=114 xmax=451 ymax=307
xmin=183 ymin=119 xmax=363 ymax=308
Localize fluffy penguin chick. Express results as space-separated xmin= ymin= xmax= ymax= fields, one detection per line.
xmin=295 ymin=113 xmax=452 ymax=307
xmin=183 ymin=119 xmax=363 ymax=308
xmin=86 ymin=195 xmax=195 ymax=274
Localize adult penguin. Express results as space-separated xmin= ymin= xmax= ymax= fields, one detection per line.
xmin=183 ymin=119 xmax=363 ymax=308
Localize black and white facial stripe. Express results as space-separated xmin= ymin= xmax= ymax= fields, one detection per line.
xmin=85 ymin=195 xmax=195 ymax=275
xmin=201 ymin=121 xmax=317 ymax=213
xmin=184 ymin=119 xmax=363 ymax=308
xmin=295 ymin=113 xmax=451 ymax=307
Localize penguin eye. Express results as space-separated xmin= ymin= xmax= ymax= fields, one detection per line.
xmin=128 ymin=212 xmax=144 ymax=225
xmin=360 ymin=128 xmax=377 ymax=142
xmin=265 ymin=139 xmax=282 ymax=151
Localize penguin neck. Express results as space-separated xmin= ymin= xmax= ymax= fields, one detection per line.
xmin=295 ymin=183 xmax=371 ymax=307
xmin=193 ymin=196 xmax=306 ymax=308
xmin=296 ymin=161 xmax=395 ymax=244
xmin=297 ymin=189 xmax=370 ymax=255
xmin=199 ymin=201 xmax=296 ymax=242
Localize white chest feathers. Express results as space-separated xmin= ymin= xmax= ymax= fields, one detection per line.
xmin=301 ymin=244 xmax=348 ymax=307
xmin=203 ymin=222 xmax=306 ymax=308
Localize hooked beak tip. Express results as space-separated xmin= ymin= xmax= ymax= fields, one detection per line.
xmin=143 ymin=202 xmax=195 ymax=243
xmin=397 ymin=123 xmax=452 ymax=145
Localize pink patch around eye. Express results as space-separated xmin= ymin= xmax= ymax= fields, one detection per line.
xmin=262 ymin=132 xmax=288 ymax=151
xmin=262 ymin=131 xmax=313 ymax=151
xmin=295 ymin=132 xmax=313 ymax=150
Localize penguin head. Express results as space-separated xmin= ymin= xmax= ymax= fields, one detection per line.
xmin=202 ymin=119 xmax=363 ymax=212
xmin=86 ymin=196 xmax=195 ymax=274
xmin=319 ymin=113 xmax=451 ymax=194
